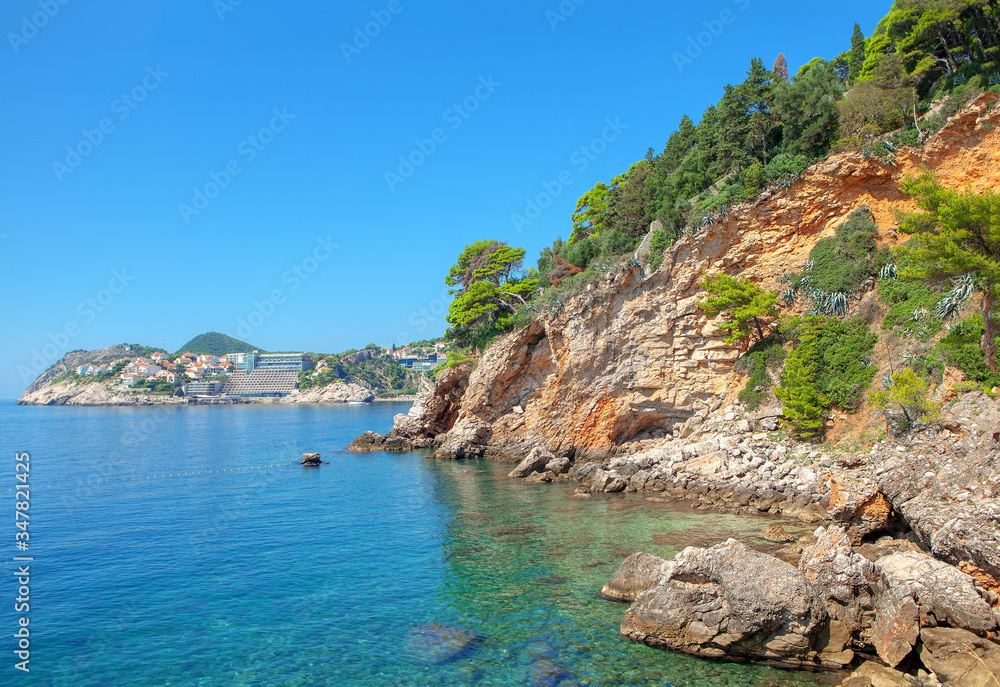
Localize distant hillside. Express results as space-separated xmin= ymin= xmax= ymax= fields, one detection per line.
xmin=175 ymin=333 xmax=262 ymax=356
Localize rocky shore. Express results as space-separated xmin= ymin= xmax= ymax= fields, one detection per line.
xmin=16 ymin=378 xmax=377 ymax=406
xmin=351 ymin=383 xmax=1000 ymax=684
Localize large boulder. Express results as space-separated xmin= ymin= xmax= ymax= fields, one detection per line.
xmin=826 ymin=474 xmax=895 ymax=544
xmin=870 ymin=584 xmax=920 ymax=669
xmin=838 ymin=661 xmax=917 ymax=687
xmin=509 ymin=447 xmax=555 ymax=478
xmin=545 ymin=456 xmax=572 ymax=475
xmin=599 ymin=553 xmax=668 ymax=602
xmin=591 ymin=469 xmax=627 ymax=493
xmin=919 ymin=627 xmax=1000 ymax=686
xmin=620 ymin=539 xmax=830 ymax=668
xmin=877 ymin=550 xmax=998 ymax=634
xmin=799 ymin=526 xmax=901 ymax=664
xmin=432 ymin=417 xmax=491 ymax=459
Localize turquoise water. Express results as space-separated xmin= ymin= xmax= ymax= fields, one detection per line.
xmin=0 ymin=402 xmax=837 ymax=686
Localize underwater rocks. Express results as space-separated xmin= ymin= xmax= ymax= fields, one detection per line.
xmin=403 ymin=623 xmax=478 ymax=665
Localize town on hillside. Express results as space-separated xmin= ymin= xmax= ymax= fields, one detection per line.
xmin=72 ymin=343 xmax=448 ymax=400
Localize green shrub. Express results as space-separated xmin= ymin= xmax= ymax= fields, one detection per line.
xmin=790 ymin=207 xmax=890 ymax=295
xmin=870 ymin=368 xmax=939 ymax=429
xmin=816 ymin=318 xmax=879 ymax=411
xmin=776 ymin=316 xmax=878 ymax=439
xmin=934 ymin=314 xmax=1000 ymax=388
xmin=648 ymin=228 xmax=672 ymax=271
xmin=599 ymin=230 xmax=638 ymax=257
xmin=879 ymin=275 xmax=943 ymax=340
xmin=446 ymin=350 xmax=473 ymax=369
xmin=735 ymin=339 xmax=786 ymax=411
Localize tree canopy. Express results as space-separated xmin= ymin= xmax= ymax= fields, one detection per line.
xmin=899 ymin=172 xmax=1000 ymax=370
xmin=446 ymin=241 xmax=538 ymax=348
xmin=699 ymin=274 xmax=780 ymax=345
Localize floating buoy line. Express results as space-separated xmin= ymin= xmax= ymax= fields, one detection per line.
xmin=4 ymin=461 xmax=300 ymax=491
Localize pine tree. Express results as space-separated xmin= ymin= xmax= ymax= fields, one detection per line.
xmin=773 ymin=53 xmax=789 ymax=83
xmin=699 ymin=273 xmax=780 ymax=345
xmin=775 ymin=331 xmax=827 ymax=440
xmin=848 ymin=23 xmax=866 ymax=83
xmin=900 ymin=173 xmax=1000 ymax=372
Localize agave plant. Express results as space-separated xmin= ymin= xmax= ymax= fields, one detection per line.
xmin=882 ymin=374 xmax=894 ymax=390
xmin=803 ymin=259 xmax=815 ymax=272
xmin=781 ymin=287 xmax=798 ymax=305
xmin=828 ymin=292 xmax=849 ymax=317
xmin=627 ymin=257 xmax=641 ymax=269
xmin=910 ymin=307 xmax=929 ymax=322
xmin=935 ymin=274 xmax=975 ymax=320
xmin=779 ymin=272 xmax=793 ymax=284
xmin=879 ymin=263 xmax=898 ymax=280
xmin=717 ymin=204 xmax=730 ymax=219
xmin=799 ymin=275 xmax=813 ymax=288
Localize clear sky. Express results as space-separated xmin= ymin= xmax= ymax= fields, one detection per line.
xmin=0 ymin=0 xmax=893 ymax=398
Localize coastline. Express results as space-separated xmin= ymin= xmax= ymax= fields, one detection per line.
xmin=16 ymin=378 xmax=397 ymax=407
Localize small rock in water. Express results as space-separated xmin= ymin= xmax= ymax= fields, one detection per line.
xmin=403 ymin=623 xmax=479 ymax=665
xmin=529 ymin=658 xmax=572 ymax=687
xmin=300 ymin=452 xmax=323 ymax=466
xmin=760 ymin=523 xmax=795 ymax=543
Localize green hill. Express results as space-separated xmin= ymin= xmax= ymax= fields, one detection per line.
xmin=174 ymin=332 xmax=263 ymax=357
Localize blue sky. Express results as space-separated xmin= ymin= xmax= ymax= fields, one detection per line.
xmin=0 ymin=0 xmax=892 ymax=398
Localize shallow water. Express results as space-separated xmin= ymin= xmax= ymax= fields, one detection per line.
xmin=0 ymin=402 xmax=838 ymax=686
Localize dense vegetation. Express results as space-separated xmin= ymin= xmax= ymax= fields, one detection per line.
xmin=175 ymin=332 xmax=262 ymax=356
xmin=776 ymin=317 xmax=879 ymax=439
xmin=434 ymin=1 xmax=1000 ymax=442
xmin=299 ymin=347 xmax=420 ymax=397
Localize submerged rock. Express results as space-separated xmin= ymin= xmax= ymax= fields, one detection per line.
xmin=528 ymin=658 xmax=572 ymax=687
xmin=760 ymin=524 xmax=795 ymax=543
xmin=599 ymin=552 xmax=668 ymax=602
xmin=620 ymin=539 xmax=829 ymax=668
xmin=403 ymin=623 xmax=478 ymax=665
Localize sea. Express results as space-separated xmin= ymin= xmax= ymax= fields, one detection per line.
xmin=0 ymin=401 xmax=839 ymax=687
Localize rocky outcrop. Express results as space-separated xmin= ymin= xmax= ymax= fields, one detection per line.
xmin=18 ymin=379 xmax=182 ymax=406
xmin=919 ymin=627 xmax=1000 ymax=686
xmin=799 ymin=526 xmax=887 ymax=662
xmin=283 ymin=382 xmax=375 ymax=404
xmin=19 ymin=344 xmax=133 ymax=397
xmin=827 ymin=474 xmax=896 ymax=544
xmin=415 ymin=94 xmax=1000 ymax=461
xmin=18 ymin=377 xmax=376 ymax=405
xmin=620 ymin=539 xmax=832 ymax=668
xmin=877 ymin=551 xmax=998 ymax=634
xmin=599 ymin=553 xmax=667 ymax=603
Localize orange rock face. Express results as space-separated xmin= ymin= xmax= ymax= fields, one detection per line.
xmin=440 ymin=94 xmax=1000 ymax=457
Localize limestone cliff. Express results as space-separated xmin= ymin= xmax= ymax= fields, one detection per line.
xmin=402 ymin=94 xmax=1000 ymax=459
